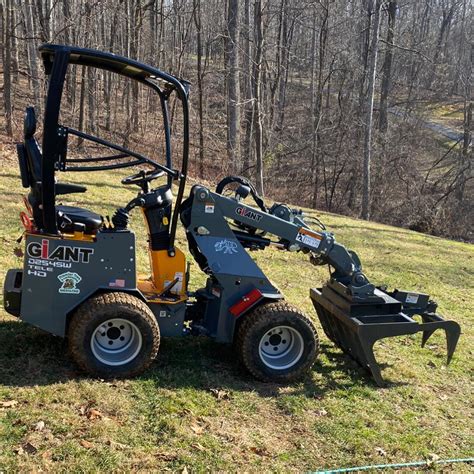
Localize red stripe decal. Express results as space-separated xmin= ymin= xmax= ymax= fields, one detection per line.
xmin=230 ymin=288 xmax=263 ymax=317
xmin=41 ymin=239 xmax=49 ymax=259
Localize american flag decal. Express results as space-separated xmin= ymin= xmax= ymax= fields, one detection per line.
xmin=109 ymin=279 xmax=125 ymax=288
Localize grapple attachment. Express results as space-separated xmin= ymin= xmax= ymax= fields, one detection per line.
xmin=310 ymin=282 xmax=461 ymax=386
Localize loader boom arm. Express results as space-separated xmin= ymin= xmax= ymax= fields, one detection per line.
xmin=200 ymin=187 xmax=374 ymax=298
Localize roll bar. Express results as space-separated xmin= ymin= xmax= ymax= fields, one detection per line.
xmin=38 ymin=44 xmax=189 ymax=253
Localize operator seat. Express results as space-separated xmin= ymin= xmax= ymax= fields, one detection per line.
xmin=21 ymin=107 xmax=102 ymax=234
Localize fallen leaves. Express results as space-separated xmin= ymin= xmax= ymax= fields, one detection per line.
xmin=13 ymin=247 xmax=24 ymax=258
xmin=375 ymin=446 xmax=387 ymax=456
xmin=209 ymin=388 xmax=231 ymax=401
xmin=426 ymin=453 xmax=440 ymax=466
xmin=191 ymin=442 xmax=206 ymax=452
xmin=250 ymin=446 xmax=271 ymax=457
xmin=34 ymin=420 xmax=45 ymax=431
xmin=155 ymin=451 xmax=178 ymax=461
xmin=189 ymin=415 xmax=210 ymax=436
xmin=79 ymin=405 xmax=104 ymax=420
xmin=190 ymin=423 xmax=205 ymax=435
xmin=80 ymin=440 xmax=94 ymax=449
xmin=15 ymin=442 xmax=38 ymax=456
xmin=106 ymin=439 xmax=129 ymax=450
xmin=1 ymin=400 xmax=18 ymax=408
xmin=87 ymin=409 xmax=103 ymax=420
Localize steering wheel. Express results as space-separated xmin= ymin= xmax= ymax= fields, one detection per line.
xmin=122 ymin=168 xmax=165 ymax=187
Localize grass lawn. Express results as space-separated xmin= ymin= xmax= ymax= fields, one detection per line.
xmin=0 ymin=160 xmax=473 ymax=472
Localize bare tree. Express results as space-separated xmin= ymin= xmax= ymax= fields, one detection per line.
xmin=241 ymin=0 xmax=253 ymax=176
xmin=1 ymin=0 xmax=13 ymax=136
xmin=253 ymin=0 xmax=264 ymax=195
xmin=225 ymin=0 xmax=240 ymax=172
xmin=193 ymin=0 xmax=205 ymax=177
xmin=379 ymin=0 xmax=397 ymax=132
xmin=361 ymin=0 xmax=382 ymax=220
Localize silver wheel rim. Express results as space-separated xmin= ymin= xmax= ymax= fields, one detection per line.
xmin=258 ymin=325 xmax=304 ymax=370
xmin=90 ymin=318 xmax=142 ymax=366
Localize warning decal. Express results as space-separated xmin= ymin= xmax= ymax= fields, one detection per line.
xmin=295 ymin=228 xmax=323 ymax=249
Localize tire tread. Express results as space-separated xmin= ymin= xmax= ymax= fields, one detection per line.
xmin=68 ymin=292 xmax=160 ymax=378
xmin=236 ymin=301 xmax=319 ymax=382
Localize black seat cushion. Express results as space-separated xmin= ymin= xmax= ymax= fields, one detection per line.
xmin=57 ymin=205 xmax=102 ymax=234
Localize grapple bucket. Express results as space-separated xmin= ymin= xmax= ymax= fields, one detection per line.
xmin=310 ymin=283 xmax=461 ymax=386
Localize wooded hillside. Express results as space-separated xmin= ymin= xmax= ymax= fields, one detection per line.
xmin=0 ymin=0 xmax=472 ymax=239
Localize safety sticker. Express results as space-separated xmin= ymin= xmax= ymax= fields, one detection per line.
xmin=215 ymin=239 xmax=238 ymax=255
xmin=164 ymin=272 xmax=184 ymax=294
xmin=295 ymin=228 xmax=323 ymax=249
xmin=405 ymin=293 xmax=419 ymax=304
xmin=205 ymin=204 xmax=215 ymax=214
xmin=58 ymin=272 xmax=82 ymax=294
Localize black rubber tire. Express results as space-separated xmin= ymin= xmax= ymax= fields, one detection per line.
xmin=68 ymin=292 xmax=160 ymax=378
xmin=236 ymin=301 xmax=319 ymax=383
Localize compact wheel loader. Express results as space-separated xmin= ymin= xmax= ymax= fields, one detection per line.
xmin=3 ymin=45 xmax=461 ymax=385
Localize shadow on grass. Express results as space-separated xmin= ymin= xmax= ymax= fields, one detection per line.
xmin=0 ymin=172 xmax=22 ymax=181
xmin=0 ymin=320 xmax=402 ymax=395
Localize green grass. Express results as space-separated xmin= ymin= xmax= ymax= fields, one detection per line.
xmin=0 ymin=162 xmax=473 ymax=472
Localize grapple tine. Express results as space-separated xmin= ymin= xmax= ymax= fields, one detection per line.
xmin=420 ymin=314 xmax=461 ymax=364
xmin=354 ymin=329 xmax=384 ymax=387
xmin=444 ymin=321 xmax=461 ymax=364
xmin=421 ymin=329 xmax=436 ymax=348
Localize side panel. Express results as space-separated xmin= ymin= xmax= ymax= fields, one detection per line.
xmin=148 ymin=248 xmax=187 ymax=296
xmin=148 ymin=301 xmax=186 ymax=337
xmin=21 ymin=232 xmax=137 ymax=336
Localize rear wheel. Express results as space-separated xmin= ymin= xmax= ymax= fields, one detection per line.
xmin=68 ymin=292 xmax=160 ymax=378
xmin=236 ymin=302 xmax=319 ymax=383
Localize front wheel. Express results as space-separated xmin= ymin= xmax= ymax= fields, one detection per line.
xmin=236 ymin=302 xmax=319 ymax=383
xmin=68 ymin=292 xmax=160 ymax=378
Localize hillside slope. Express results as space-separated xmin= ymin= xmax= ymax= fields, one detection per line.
xmin=0 ymin=163 xmax=472 ymax=472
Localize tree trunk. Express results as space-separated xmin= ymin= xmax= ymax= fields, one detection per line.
xmin=275 ymin=0 xmax=293 ymax=133
xmin=77 ymin=66 xmax=87 ymax=149
xmin=379 ymin=0 xmax=397 ymax=133
xmin=361 ymin=0 xmax=382 ymax=220
xmin=242 ymin=0 xmax=253 ymax=176
xmin=457 ymin=42 xmax=473 ymax=202
xmin=253 ymin=0 xmax=264 ymax=195
xmin=193 ymin=0 xmax=205 ymax=177
xmin=1 ymin=0 xmax=13 ymax=137
xmin=9 ymin=0 xmax=18 ymax=82
xmin=225 ymin=0 xmax=241 ymax=173
xmin=311 ymin=2 xmax=329 ymax=208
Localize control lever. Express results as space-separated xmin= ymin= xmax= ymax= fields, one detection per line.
xmin=112 ymin=196 xmax=146 ymax=230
